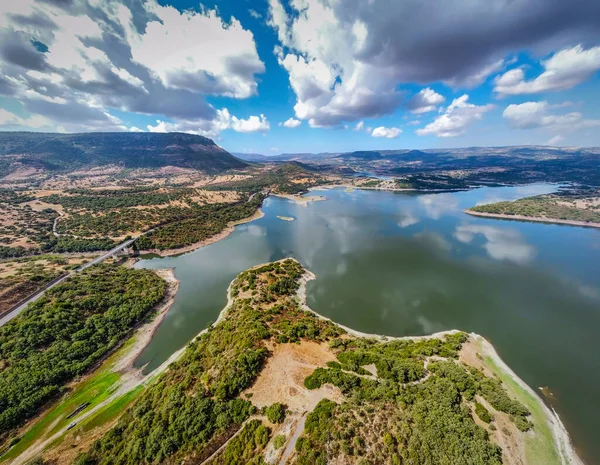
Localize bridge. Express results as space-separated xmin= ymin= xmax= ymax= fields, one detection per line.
xmin=0 ymin=237 xmax=139 ymax=327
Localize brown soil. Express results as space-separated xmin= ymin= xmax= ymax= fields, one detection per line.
xmin=243 ymin=341 xmax=343 ymax=413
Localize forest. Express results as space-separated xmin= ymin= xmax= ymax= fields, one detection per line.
xmin=0 ymin=264 xmax=166 ymax=439
xmin=134 ymin=194 xmax=265 ymax=251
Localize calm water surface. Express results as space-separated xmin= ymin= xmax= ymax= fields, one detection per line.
xmin=135 ymin=184 xmax=600 ymax=464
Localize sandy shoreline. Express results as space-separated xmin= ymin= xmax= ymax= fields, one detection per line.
xmin=138 ymin=208 xmax=265 ymax=257
xmin=115 ymin=268 xmax=180 ymax=372
xmin=465 ymin=209 xmax=600 ymax=229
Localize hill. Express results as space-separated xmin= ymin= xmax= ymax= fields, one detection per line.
xmin=48 ymin=259 xmax=577 ymax=465
xmin=0 ymin=132 xmax=248 ymax=176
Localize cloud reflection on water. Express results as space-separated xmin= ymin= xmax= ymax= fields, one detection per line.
xmin=454 ymin=224 xmax=536 ymax=264
xmin=418 ymin=193 xmax=460 ymax=219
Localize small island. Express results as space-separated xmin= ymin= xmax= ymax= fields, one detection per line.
xmin=277 ymin=216 xmax=295 ymax=222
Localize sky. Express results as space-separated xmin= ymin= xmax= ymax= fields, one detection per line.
xmin=0 ymin=0 xmax=599 ymax=154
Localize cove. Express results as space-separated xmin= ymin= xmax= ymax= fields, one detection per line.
xmin=135 ymin=184 xmax=600 ymax=464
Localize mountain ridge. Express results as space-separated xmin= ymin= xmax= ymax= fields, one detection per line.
xmin=0 ymin=131 xmax=248 ymax=176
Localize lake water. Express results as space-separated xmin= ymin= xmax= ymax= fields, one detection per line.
xmin=135 ymin=184 xmax=600 ymax=464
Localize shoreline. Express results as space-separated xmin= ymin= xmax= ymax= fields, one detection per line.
xmin=11 ymin=268 xmax=181 ymax=465
xmin=311 ymin=183 xmax=469 ymax=193
xmin=465 ymin=209 xmax=600 ymax=229
xmin=116 ymin=268 xmax=180 ymax=372
xmin=295 ymin=261 xmax=583 ymax=465
xmin=138 ymin=208 xmax=265 ymax=257
xmin=473 ymin=334 xmax=584 ymax=465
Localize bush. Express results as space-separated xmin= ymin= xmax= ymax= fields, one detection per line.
xmin=474 ymin=402 xmax=493 ymax=423
xmin=273 ymin=434 xmax=286 ymax=449
xmin=265 ymin=403 xmax=286 ymax=424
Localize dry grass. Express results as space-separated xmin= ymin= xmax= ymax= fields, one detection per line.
xmin=243 ymin=341 xmax=343 ymax=413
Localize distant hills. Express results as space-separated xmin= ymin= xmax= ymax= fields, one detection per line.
xmin=0 ymin=132 xmax=248 ymax=176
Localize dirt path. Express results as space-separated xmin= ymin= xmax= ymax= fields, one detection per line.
xmin=278 ymin=413 xmax=307 ymax=465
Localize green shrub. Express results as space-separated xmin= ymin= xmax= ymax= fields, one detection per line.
xmin=474 ymin=402 xmax=493 ymax=423
xmin=265 ymin=403 xmax=286 ymax=424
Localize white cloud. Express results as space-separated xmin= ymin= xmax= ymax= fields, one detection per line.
xmin=268 ymin=0 xmax=401 ymax=127
xmin=417 ymin=95 xmax=494 ymax=137
xmin=0 ymin=0 xmax=265 ymax=136
xmin=280 ymin=117 xmax=301 ymax=128
xmin=0 ymin=108 xmax=53 ymax=129
xmin=503 ymin=101 xmax=600 ymax=131
xmin=147 ymin=109 xmax=269 ymax=137
xmin=249 ymin=9 xmax=262 ymax=19
xmin=547 ymin=135 xmax=564 ymax=145
xmin=372 ymin=126 xmax=402 ymax=138
xmin=454 ymin=224 xmax=535 ymax=264
xmin=122 ymin=3 xmax=264 ymax=99
xmin=354 ymin=121 xmax=365 ymax=131
xmin=494 ymin=45 xmax=600 ymax=96
xmin=267 ymin=0 xmax=600 ymax=127
xmin=406 ymin=88 xmax=445 ymax=114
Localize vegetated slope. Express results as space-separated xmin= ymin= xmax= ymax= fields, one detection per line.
xmin=0 ymin=132 xmax=248 ymax=175
xmin=73 ymin=259 xmax=535 ymax=465
xmin=206 ymin=162 xmax=327 ymax=194
xmin=469 ymin=192 xmax=600 ymax=225
xmin=0 ymin=264 xmax=167 ymax=440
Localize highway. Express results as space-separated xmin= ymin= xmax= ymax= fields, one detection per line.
xmin=0 ymin=237 xmax=137 ymax=327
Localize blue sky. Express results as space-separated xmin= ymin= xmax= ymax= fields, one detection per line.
xmin=0 ymin=0 xmax=599 ymax=154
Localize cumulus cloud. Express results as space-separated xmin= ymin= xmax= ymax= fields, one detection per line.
xmin=417 ymin=95 xmax=494 ymax=137
xmin=503 ymin=101 xmax=600 ymax=131
xmin=547 ymin=135 xmax=564 ymax=145
xmin=147 ymin=109 xmax=270 ymax=138
xmin=406 ymin=88 xmax=445 ymax=114
xmin=123 ymin=4 xmax=264 ymax=98
xmin=494 ymin=45 xmax=600 ymax=96
xmin=280 ymin=117 xmax=301 ymax=128
xmin=372 ymin=126 xmax=402 ymax=138
xmin=0 ymin=0 xmax=265 ymax=135
xmin=0 ymin=108 xmax=51 ymax=128
xmin=268 ymin=0 xmax=600 ymax=126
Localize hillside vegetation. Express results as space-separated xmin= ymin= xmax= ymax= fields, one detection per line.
xmin=0 ymin=264 xmax=166 ymax=439
xmin=68 ymin=260 xmax=533 ymax=465
xmin=470 ymin=193 xmax=600 ymax=224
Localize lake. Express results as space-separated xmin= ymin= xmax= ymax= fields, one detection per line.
xmin=135 ymin=184 xmax=600 ymax=464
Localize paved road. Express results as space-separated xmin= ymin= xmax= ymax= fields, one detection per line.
xmin=0 ymin=237 xmax=137 ymax=327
